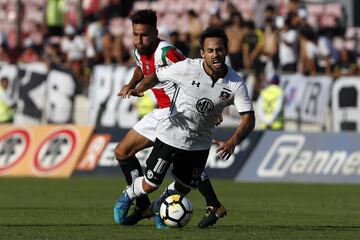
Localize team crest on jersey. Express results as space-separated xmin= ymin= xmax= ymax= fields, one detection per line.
xmin=219 ymin=88 xmax=232 ymax=101
xmin=196 ymin=98 xmax=214 ymax=113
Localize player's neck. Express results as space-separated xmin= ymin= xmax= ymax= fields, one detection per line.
xmin=203 ymin=62 xmax=228 ymax=81
xmin=147 ymin=38 xmax=160 ymax=56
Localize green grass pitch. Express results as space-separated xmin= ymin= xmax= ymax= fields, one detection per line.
xmin=1 ymin=177 xmax=360 ymax=240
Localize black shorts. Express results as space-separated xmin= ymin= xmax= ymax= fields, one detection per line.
xmin=144 ymin=139 xmax=209 ymax=189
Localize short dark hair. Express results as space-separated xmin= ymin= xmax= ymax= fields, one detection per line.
xmin=199 ymin=27 xmax=228 ymax=51
xmin=130 ymin=9 xmax=157 ymax=27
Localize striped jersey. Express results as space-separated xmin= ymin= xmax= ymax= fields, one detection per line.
xmin=155 ymin=58 xmax=253 ymax=151
xmin=134 ymin=39 xmax=185 ymax=108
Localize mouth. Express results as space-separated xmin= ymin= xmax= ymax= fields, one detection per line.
xmin=212 ymin=59 xmax=222 ymax=68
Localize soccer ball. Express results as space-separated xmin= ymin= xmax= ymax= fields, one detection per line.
xmin=159 ymin=194 xmax=193 ymax=228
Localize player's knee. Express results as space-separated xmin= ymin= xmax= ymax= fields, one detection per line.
xmin=114 ymin=143 xmax=131 ymax=161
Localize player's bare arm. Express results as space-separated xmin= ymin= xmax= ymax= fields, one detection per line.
xmin=215 ymin=111 xmax=255 ymax=160
xmin=215 ymin=114 xmax=223 ymax=126
xmin=118 ymin=66 xmax=144 ymax=98
xmin=126 ymin=73 xmax=159 ymax=98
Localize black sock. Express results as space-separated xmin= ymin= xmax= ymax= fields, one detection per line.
xmin=198 ymin=179 xmax=221 ymax=208
xmin=118 ymin=156 xmax=151 ymax=210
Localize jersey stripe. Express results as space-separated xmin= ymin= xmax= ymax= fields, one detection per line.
xmin=169 ymin=85 xmax=180 ymax=115
xmin=168 ymin=49 xmax=186 ymax=62
xmin=139 ymin=54 xmax=156 ymax=76
xmin=151 ymin=88 xmax=171 ymax=108
xmin=161 ymin=47 xmax=185 ymax=65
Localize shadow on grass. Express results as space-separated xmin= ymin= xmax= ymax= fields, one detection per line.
xmin=2 ymin=224 xmax=360 ymax=232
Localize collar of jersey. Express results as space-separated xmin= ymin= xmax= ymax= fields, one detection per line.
xmin=200 ymin=59 xmax=230 ymax=84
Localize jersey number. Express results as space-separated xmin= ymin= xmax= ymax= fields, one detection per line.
xmin=153 ymin=157 xmax=168 ymax=174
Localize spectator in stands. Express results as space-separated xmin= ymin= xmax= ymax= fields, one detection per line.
xmin=257 ymin=75 xmax=284 ymax=130
xmin=18 ymin=38 xmax=41 ymax=63
xmin=243 ymin=20 xmax=265 ymax=98
xmin=223 ymin=2 xmax=239 ymax=27
xmin=225 ymin=12 xmax=246 ymax=71
xmin=0 ymin=44 xmax=11 ymax=63
xmin=262 ymin=17 xmax=278 ymax=71
xmin=279 ymin=17 xmax=298 ymax=73
xmin=334 ymin=48 xmax=358 ymax=77
xmin=208 ymin=8 xmax=224 ymax=29
xmin=44 ymin=37 xmax=64 ymax=67
xmin=187 ymin=10 xmax=202 ymax=58
xmin=0 ymin=31 xmax=10 ymax=63
xmin=299 ymin=25 xmax=318 ymax=75
xmin=46 ymin=0 xmax=66 ymax=36
xmin=30 ymin=24 xmax=47 ymax=55
xmin=102 ymin=31 xmax=129 ymax=64
xmin=86 ymin=12 xmax=110 ymax=64
xmin=317 ymin=27 xmax=338 ymax=75
xmin=102 ymin=0 xmax=133 ymax=19
xmin=169 ymin=31 xmax=189 ymax=56
xmin=256 ymin=2 xmax=277 ymax=28
xmin=0 ymin=77 xmax=14 ymax=123
xmin=61 ymin=25 xmax=87 ymax=92
xmin=243 ymin=21 xmax=265 ymax=71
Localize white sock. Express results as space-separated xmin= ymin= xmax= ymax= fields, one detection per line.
xmin=125 ymin=176 xmax=146 ymax=199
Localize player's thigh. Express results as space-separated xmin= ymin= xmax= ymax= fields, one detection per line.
xmin=144 ymin=139 xmax=177 ymax=187
xmin=133 ymin=108 xmax=169 ymax=142
xmin=172 ymin=149 xmax=209 ymax=189
xmin=114 ymin=129 xmax=153 ymax=159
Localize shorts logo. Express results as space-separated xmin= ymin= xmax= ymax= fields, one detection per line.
xmin=196 ymin=98 xmax=214 ymax=113
xmin=0 ymin=129 xmax=30 ymax=174
xmin=33 ymin=129 xmax=77 ymax=174
xmin=146 ymin=170 xmax=154 ymax=179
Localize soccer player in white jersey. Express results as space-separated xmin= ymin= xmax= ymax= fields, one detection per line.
xmin=116 ymin=27 xmax=255 ymax=229
xmin=114 ymin=10 xmax=227 ymax=228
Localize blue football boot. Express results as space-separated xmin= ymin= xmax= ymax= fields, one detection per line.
xmin=154 ymin=212 xmax=168 ymax=229
xmin=114 ymin=191 xmax=133 ymax=225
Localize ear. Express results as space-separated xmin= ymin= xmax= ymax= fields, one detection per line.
xmin=200 ymin=49 xmax=204 ymax=58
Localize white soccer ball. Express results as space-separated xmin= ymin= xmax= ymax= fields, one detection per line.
xmin=159 ymin=194 xmax=193 ymax=228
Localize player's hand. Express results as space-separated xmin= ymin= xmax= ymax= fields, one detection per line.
xmin=215 ymin=114 xmax=223 ymax=126
xmin=126 ymin=89 xmax=144 ymax=98
xmin=117 ymin=84 xmax=130 ymax=98
xmin=212 ymin=139 xmax=236 ymax=160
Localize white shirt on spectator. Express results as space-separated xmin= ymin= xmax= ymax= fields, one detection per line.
xmin=279 ymin=29 xmax=297 ymax=66
xmin=305 ymin=40 xmax=318 ymax=60
xmin=61 ymin=36 xmax=86 ymax=61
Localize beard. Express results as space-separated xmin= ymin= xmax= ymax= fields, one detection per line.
xmin=135 ymin=44 xmax=152 ymax=55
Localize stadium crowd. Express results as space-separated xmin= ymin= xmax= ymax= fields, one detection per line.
xmin=0 ymin=0 xmax=359 ymax=128
xmin=0 ymin=0 xmax=358 ymax=94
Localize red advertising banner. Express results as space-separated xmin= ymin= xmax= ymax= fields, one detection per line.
xmin=0 ymin=125 xmax=94 ymax=177
xmin=76 ymin=134 xmax=112 ymax=171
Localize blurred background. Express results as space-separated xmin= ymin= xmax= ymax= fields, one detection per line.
xmin=0 ymin=0 xmax=359 ymax=132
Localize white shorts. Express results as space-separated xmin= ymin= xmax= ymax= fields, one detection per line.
xmin=133 ymin=108 xmax=170 ymax=142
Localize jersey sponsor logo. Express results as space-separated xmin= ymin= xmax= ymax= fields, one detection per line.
xmin=196 ymin=98 xmax=214 ymax=113
xmin=0 ymin=129 xmax=30 ymax=174
xmin=33 ymin=129 xmax=77 ymax=174
xmin=257 ymin=134 xmax=360 ymax=178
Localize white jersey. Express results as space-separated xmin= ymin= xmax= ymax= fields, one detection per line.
xmin=155 ymin=58 xmax=253 ymax=150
